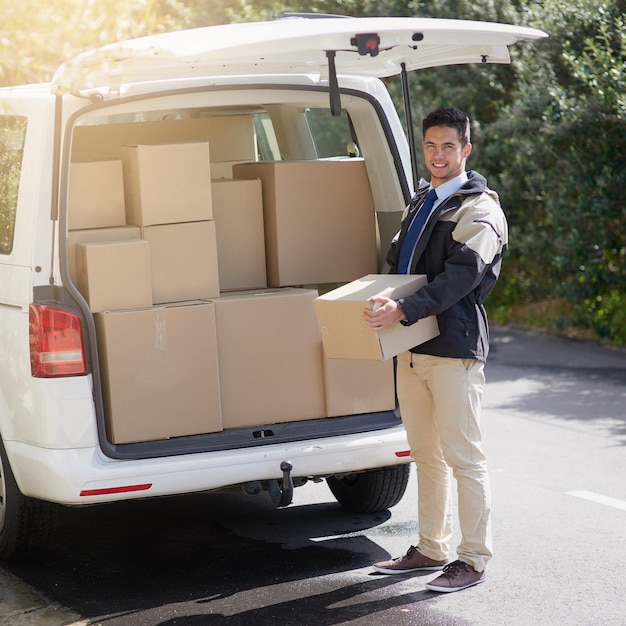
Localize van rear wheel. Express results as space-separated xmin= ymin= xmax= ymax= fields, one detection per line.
xmin=327 ymin=464 xmax=411 ymax=513
xmin=0 ymin=436 xmax=56 ymax=561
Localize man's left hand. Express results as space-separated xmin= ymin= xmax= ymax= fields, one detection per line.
xmin=362 ymin=296 xmax=406 ymax=330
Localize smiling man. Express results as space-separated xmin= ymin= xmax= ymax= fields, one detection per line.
xmin=363 ymin=107 xmax=507 ymax=592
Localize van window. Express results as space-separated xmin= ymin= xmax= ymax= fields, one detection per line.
xmin=251 ymin=107 xmax=359 ymax=161
xmin=0 ymin=116 xmax=26 ymax=255
xmin=305 ymin=108 xmax=358 ymax=158
xmin=253 ymin=113 xmax=280 ymax=160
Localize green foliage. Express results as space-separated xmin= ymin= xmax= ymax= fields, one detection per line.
xmin=225 ymin=0 xmax=418 ymax=21
xmin=0 ymin=0 xmax=194 ymax=85
xmin=480 ymin=0 xmax=626 ymax=343
xmin=580 ymin=290 xmax=626 ymax=345
xmin=0 ymin=117 xmax=26 ymax=254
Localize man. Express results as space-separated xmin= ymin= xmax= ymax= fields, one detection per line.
xmin=363 ymin=107 xmax=507 ymax=593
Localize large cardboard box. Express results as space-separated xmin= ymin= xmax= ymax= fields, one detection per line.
xmin=324 ymin=355 xmax=396 ymax=417
xmin=68 ymin=160 xmax=126 ymax=230
xmin=141 ymin=221 xmax=220 ymax=304
xmin=76 ymin=240 xmax=153 ymax=313
xmin=72 ymin=116 xmax=256 ymax=163
xmin=313 ymin=274 xmax=440 ymax=360
xmin=233 ymin=160 xmax=377 ymax=286
xmin=212 ymin=288 xmax=325 ymax=428
xmin=95 ymin=302 xmax=222 ymax=443
xmin=211 ymin=179 xmax=266 ymax=291
xmin=67 ymin=225 xmax=141 ymax=284
xmin=122 ymin=142 xmax=213 ymax=226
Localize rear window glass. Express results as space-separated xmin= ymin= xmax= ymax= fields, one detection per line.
xmin=252 ymin=107 xmax=359 ymax=161
xmin=305 ymin=108 xmax=357 ymax=158
xmin=0 ymin=116 xmax=26 ymax=255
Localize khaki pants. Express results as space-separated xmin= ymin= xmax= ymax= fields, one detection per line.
xmin=396 ymin=351 xmax=493 ymax=572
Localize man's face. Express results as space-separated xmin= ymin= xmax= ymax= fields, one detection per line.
xmin=422 ymin=125 xmax=472 ymax=187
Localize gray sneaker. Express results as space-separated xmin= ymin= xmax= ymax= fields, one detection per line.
xmin=425 ymin=560 xmax=486 ymax=592
xmin=372 ymin=545 xmax=448 ymax=574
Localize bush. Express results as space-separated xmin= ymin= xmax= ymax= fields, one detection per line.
xmin=481 ymin=0 xmax=626 ymax=344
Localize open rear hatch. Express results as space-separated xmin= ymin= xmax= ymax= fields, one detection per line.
xmin=52 ymin=16 xmax=547 ymax=96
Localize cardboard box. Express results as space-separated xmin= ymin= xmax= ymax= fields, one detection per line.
xmin=201 ymin=116 xmax=256 ymax=162
xmin=76 ymin=240 xmax=153 ymax=313
xmin=233 ymin=160 xmax=377 ymax=286
xmin=324 ymin=355 xmax=396 ymax=417
xmin=68 ymin=160 xmax=126 ymax=230
xmin=122 ymin=142 xmax=213 ymax=226
xmin=94 ymin=302 xmax=222 ymax=443
xmin=313 ymin=274 xmax=440 ymax=360
xmin=72 ymin=116 xmax=256 ymax=163
xmin=212 ymin=288 xmax=325 ymax=428
xmin=141 ymin=221 xmax=220 ymax=304
xmin=211 ymin=179 xmax=267 ymax=291
xmin=67 ymin=225 xmax=141 ymax=284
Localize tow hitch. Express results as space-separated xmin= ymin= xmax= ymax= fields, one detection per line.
xmin=267 ymin=460 xmax=294 ymax=507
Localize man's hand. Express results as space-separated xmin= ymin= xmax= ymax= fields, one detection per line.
xmin=362 ymin=296 xmax=407 ymax=331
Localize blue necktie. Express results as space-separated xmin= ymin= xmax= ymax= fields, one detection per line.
xmin=397 ymin=188 xmax=438 ymax=274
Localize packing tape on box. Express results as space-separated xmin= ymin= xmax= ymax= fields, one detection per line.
xmin=153 ymin=307 xmax=167 ymax=350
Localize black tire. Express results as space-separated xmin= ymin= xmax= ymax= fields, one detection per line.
xmin=327 ymin=464 xmax=411 ymax=513
xmin=0 ymin=436 xmax=57 ymax=561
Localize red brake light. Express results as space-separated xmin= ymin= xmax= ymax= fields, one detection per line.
xmin=29 ymin=305 xmax=87 ymax=377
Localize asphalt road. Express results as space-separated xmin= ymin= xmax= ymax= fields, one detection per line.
xmin=1 ymin=327 xmax=625 ymax=626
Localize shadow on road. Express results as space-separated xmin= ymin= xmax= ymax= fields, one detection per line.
xmin=6 ymin=490 xmax=460 ymax=625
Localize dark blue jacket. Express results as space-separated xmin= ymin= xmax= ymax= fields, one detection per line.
xmin=387 ymin=171 xmax=507 ymax=362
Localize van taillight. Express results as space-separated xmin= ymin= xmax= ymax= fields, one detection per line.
xmin=29 ymin=305 xmax=87 ymax=377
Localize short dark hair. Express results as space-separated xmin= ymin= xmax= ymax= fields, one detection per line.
xmin=423 ymin=107 xmax=471 ymax=146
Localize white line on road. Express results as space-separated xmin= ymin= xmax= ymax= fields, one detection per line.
xmin=567 ymin=490 xmax=626 ymax=511
xmin=310 ymin=532 xmax=360 ymax=542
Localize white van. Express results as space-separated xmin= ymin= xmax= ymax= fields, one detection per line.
xmin=0 ymin=16 xmax=546 ymax=559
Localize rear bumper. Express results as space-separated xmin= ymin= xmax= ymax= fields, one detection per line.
xmin=5 ymin=426 xmax=410 ymax=505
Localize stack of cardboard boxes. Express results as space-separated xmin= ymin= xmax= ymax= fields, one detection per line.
xmin=70 ymin=142 xmax=222 ymax=444
xmin=68 ymin=118 xmax=412 ymax=445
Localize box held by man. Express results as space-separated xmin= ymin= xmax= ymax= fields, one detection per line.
xmin=314 ymin=274 xmax=439 ymax=360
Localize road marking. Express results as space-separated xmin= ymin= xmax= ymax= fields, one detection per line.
xmin=567 ymin=490 xmax=626 ymax=511
xmin=310 ymin=532 xmax=360 ymax=542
